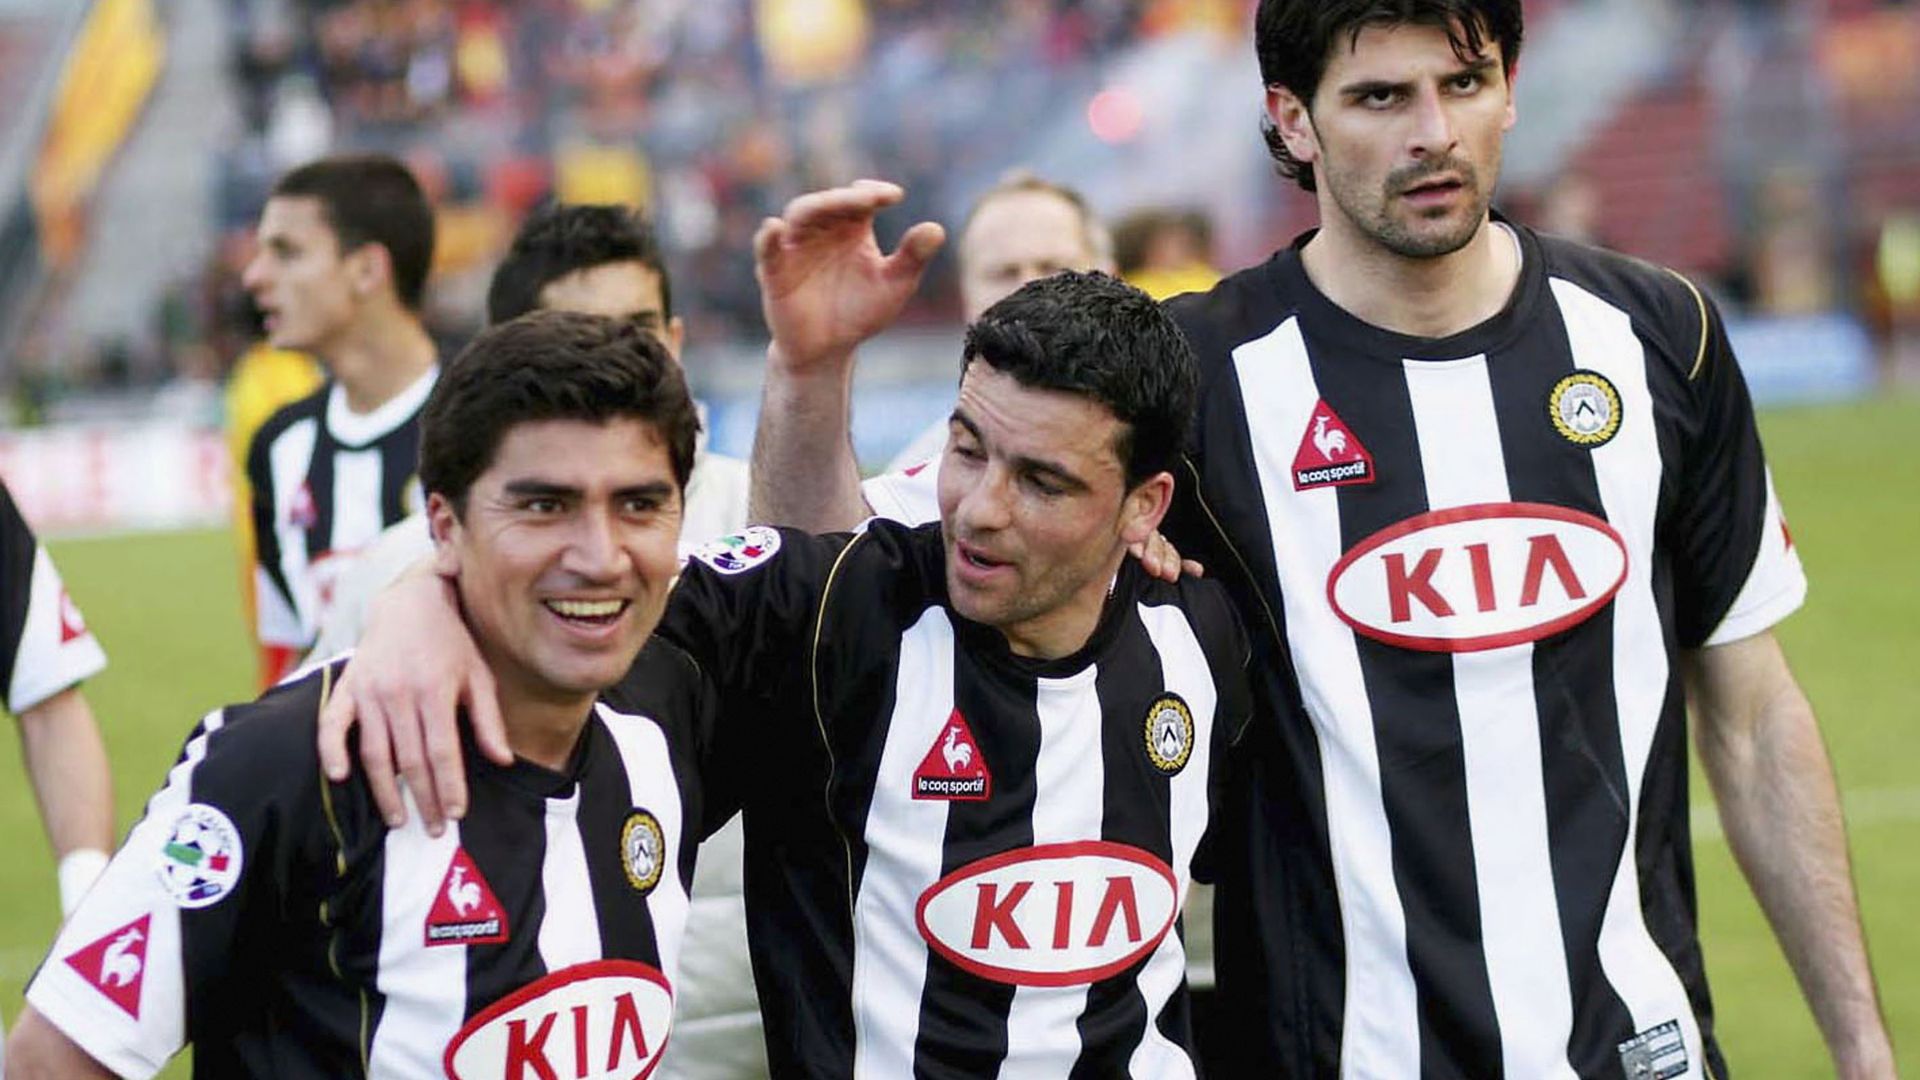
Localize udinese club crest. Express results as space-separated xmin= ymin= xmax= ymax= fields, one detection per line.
xmin=1548 ymin=371 xmax=1622 ymax=447
xmin=1143 ymin=694 xmax=1194 ymax=775
xmin=621 ymin=810 xmax=666 ymax=895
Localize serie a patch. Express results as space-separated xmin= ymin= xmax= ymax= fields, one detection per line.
xmin=1616 ymin=1019 xmax=1689 ymax=1079
xmin=1548 ymin=371 xmax=1622 ymax=447
xmin=156 ymin=803 xmax=243 ymax=909
xmin=1142 ymin=694 xmax=1194 ymax=775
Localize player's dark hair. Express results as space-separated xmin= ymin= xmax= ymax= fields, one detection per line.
xmin=962 ymin=271 xmax=1195 ymax=487
xmin=1256 ymin=0 xmax=1524 ymax=191
xmin=486 ymin=203 xmax=672 ymax=325
xmin=420 ymin=311 xmax=698 ymax=514
xmin=272 ymin=154 xmax=436 ymax=309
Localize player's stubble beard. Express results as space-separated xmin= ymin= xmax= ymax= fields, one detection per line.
xmin=1328 ymin=152 xmax=1494 ymax=260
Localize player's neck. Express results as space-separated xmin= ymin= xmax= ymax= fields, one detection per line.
xmin=996 ymin=550 xmax=1125 ymax=660
xmin=1300 ymin=213 xmax=1519 ymax=340
xmin=320 ymin=307 xmax=437 ymax=415
xmin=496 ymin=684 xmax=596 ymax=774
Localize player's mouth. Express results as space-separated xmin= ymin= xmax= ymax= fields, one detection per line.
xmin=1399 ymin=175 xmax=1467 ymax=206
xmin=951 ymin=540 xmax=1014 ymax=586
xmin=543 ymin=597 xmax=631 ymax=631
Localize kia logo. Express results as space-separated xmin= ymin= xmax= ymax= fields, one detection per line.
xmin=443 ymin=960 xmax=673 ymax=1080
xmin=1326 ymin=502 xmax=1629 ymax=653
xmin=915 ymin=840 xmax=1179 ymax=987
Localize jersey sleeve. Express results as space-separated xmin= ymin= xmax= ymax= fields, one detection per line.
xmin=1665 ymin=285 xmax=1807 ymax=647
xmin=656 ymin=525 xmax=855 ymax=719
xmin=1 ymin=481 xmax=107 ymax=714
xmin=860 ymin=456 xmax=942 ymax=526
xmin=23 ymin=676 xmax=333 ymax=1079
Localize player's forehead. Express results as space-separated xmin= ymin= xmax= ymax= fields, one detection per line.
xmin=537 ymin=260 xmax=666 ymax=322
xmin=255 ymin=195 xmax=338 ymax=250
xmin=1317 ymin=18 xmax=1504 ymax=93
xmin=479 ymin=416 xmax=677 ymax=494
xmin=954 ymin=361 xmax=1126 ymax=475
xmin=961 ymin=190 xmax=1095 ymax=269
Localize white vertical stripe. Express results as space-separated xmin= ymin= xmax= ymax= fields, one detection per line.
xmin=1129 ymin=605 xmax=1220 ymax=1080
xmin=1553 ymin=279 xmax=1705 ymax=1074
xmin=330 ymin=449 xmax=386 ymax=552
xmin=600 ymin=705 xmax=693 ymax=986
xmin=852 ymin=610 xmax=957 ymax=1079
xmin=995 ymin=666 xmax=1103 ymax=1077
xmin=1232 ymin=319 xmax=1419 ymax=1080
xmin=1403 ymin=356 xmax=1578 ymax=1079
xmin=367 ymin=798 xmax=465 ymax=1077
xmin=538 ymin=787 xmax=601 ymax=972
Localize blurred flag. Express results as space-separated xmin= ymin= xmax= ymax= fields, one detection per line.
xmin=28 ymin=0 xmax=166 ymax=269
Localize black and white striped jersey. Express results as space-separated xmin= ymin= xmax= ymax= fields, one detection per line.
xmin=25 ymin=649 xmax=722 ymax=1080
xmin=1164 ymin=222 xmax=1805 ymax=1079
xmin=661 ymin=519 xmax=1252 ymax=1079
xmin=247 ymin=370 xmax=436 ymax=651
xmin=1 ymin=478 xmax=106 ymax=714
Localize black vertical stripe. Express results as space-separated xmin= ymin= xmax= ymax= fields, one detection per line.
xmin=1485 ymin=299 xmax=1642 ymax=1075
xmin=909 ymin=645 xmax=1041 ymax=1079
xmin=1309 ymin=332 xmax=1505 ymax=1080
xmin=460 ymin=762 xmax=557 ymax=1020
xmin=0 ymin=481 xmax=38 ymax=695
xmin=1071 ymin=615 xmax=1178 ymax=1079
xmin=577 ymin=716 xmax=664 ymax=967
xmin=304 ymin=422 xmax=338 ymax=558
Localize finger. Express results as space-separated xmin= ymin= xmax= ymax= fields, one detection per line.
xmin=752 ymin=217 xmax=786 ymax=263
xmin=385 ymin=692 xmax=441 ymax=835
xmin=1181 ymin=558 xmax=1207 ymax=578
xmin=780 ymin=183 xmax=898 ymax=232
xmin=884 ymin=221 xmax=947 ymax=280
xmin=1147 ymin=536 xmax=1181 ymax=583
xmin=466 ymin=664 xmax=513 ymax=768
xmin=420 ymin=681 xmax=473 ymax=822
xmin=317 ymin=668 xmax=357 ymax=782
xmin=356 ymin=695 xmax=407 ymax=828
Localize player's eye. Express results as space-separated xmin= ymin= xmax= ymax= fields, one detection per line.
xmin=1024 ymin=472 xmax=1066 ymax=497
xmin=621 ymin=495 xmax=665 ymax=515
xmin=1447 ymin=72 xmax=1483 ymax=93
xmin=1359 ymin=87 xmax=1401 ymax=108
xmin=522 ymin=497 xmax=564 ymax=514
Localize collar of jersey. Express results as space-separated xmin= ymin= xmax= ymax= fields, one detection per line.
xmin=325 ymin=365 xmax=440 ymax=448
xmin=1272 ymin=210 xmax=1546 ymax=364
xmin=467 ymin=709 xmax=594 ymax=801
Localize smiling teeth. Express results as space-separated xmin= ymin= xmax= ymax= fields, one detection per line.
xmin=548 ymin=599 xmax=624 ymax=618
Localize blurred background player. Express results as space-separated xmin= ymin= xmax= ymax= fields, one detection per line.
xmin=307 ymin=201 xmax=762 ymax=1080
xmin=1111 ymin=205 xmax=1224 ymax=300
xmin=877 ymin=170 xmax=1114 ymax=473
xmin=0 ymin=472 xmax=113 ymax=1078
xmin=242 ymin=153 xmax=440 ymax=687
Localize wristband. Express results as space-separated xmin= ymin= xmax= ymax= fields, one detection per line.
xmin=58 ymin=848 xmax=110 ymax=916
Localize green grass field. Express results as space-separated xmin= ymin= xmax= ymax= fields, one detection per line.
xmin=3 ymin=395 xmax=1916 ymax=1077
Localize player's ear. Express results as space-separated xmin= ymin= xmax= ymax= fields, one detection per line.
xmin=346 ymin=241 xmax=394 ymax=301
xmin=1118 ymin=470 xmax=1175 ymax=547
xmin=663 ymin=315 xmax=686 ymax=362
xmin=1265 ymin=83 xmax=1319 ymax=168
xmin=426 ymin=492 xmax=462 ymax=576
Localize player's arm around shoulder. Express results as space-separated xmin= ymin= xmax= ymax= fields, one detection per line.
xmin=15 ymin=665 xmax=345 ymax=1079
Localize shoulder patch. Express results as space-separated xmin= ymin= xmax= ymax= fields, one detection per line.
xmin=687 ymin=526 xmax=782 ymax=575
xmin=156 ymin=803 xmax=244 ymax=908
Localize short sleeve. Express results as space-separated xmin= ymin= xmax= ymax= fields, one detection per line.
xmin=1 ymin=483 xmax=107 ymax=714
xmin=1665 ymin=288 xmax=1807 ymax=647
xmin=24 ymin=678 xmax=331 ymax=1078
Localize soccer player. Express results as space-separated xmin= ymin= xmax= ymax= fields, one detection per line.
xmin=308 ymin=202 xmax=751 ymax=660
xmin=0 ymin=479 xmax=114 ymax=916
xmin=242 ymin=153 xmax=441 ymax=687
xmin=877 ymin=170 xmax=1114 ymax=474
xmin=7 ymin=312 xmax=713 ymax=1079
xmin=321 ymin=271 xmax=1252 ymax=1074
xmin=745 ymin=4 xmax=1897 ymax=1077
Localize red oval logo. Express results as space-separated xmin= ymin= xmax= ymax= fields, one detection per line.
xmin=1326 ymin=502 xmax=1628 ymax=653
xmin=443 ymin=960 xmax=673 ymax=1080
xmin=914 ymin=840 xmax=1179 ymax=988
